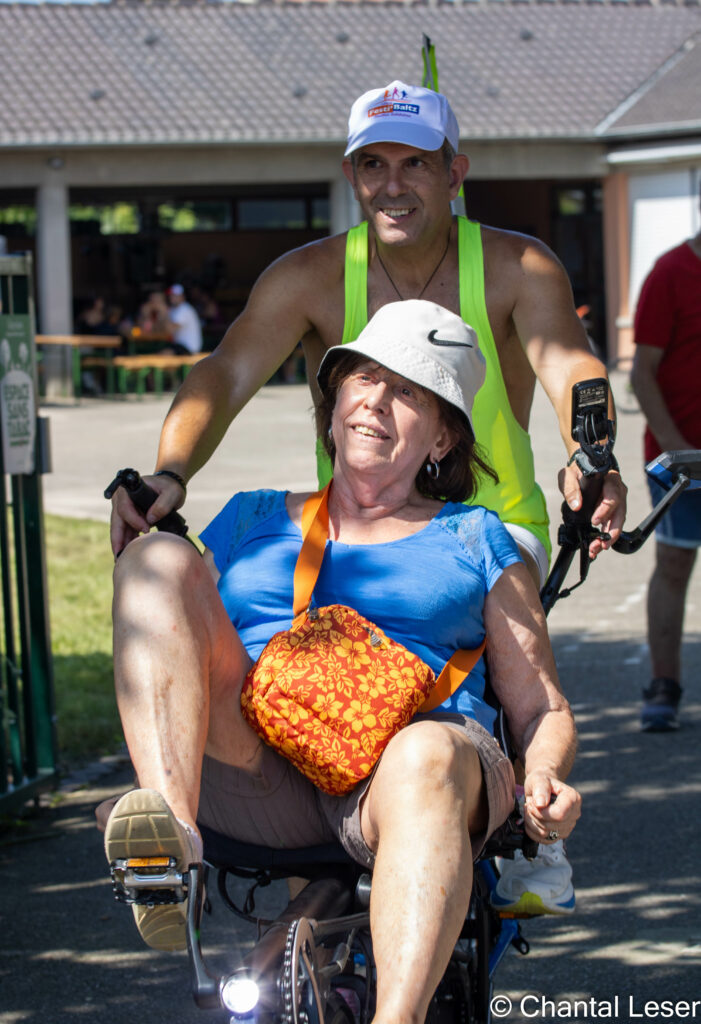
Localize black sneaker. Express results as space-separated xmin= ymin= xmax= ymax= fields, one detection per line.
xmin=641 ymin=678 xmax=682 ymax=732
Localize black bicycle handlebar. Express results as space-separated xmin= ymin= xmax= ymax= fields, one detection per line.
xmin=613 ymin=473 xmax=690 ymax=554
xmin=611 ymin=450 xmax=701 ymax=554
xmin=540 ymin=405 xmax=614 ymax=615
xmin=104 ymin=467 xmax=190 ymax=538
xmin=541 ymin=444 xmax=701 ymax=614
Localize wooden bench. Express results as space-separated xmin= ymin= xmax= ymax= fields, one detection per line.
xmin=36 ymin=334 xmax=122 ymax=399
xmin=112 ymin=352 xmax=207 ymax=397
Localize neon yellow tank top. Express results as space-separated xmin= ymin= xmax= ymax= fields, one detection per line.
xmin=316 ymin=217 xmax=551 ymax=558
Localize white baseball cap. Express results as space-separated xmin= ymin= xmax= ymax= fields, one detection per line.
xmin=318 ymin=300 xmax=485 ymax=436
xmin=345 ymin=81 xmax=460 ymax=157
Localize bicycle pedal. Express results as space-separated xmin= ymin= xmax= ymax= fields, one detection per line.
xmin=110 ymin=855 xmax=189 ymax=907
xmin=496 ymin=910 xmax=540 ymax=921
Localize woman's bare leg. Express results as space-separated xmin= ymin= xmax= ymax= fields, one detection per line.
xmin=112 ymin=532 xmax=259 ymax=830
xmin=360 ymin=721 xmax=488 ymax=1024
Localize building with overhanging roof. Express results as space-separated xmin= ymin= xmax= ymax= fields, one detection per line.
xmin=0 ymin=0 xmax=699 ymax=374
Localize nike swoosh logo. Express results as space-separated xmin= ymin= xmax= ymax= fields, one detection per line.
xmin=428 ymin=330 xmax=473 ymax=348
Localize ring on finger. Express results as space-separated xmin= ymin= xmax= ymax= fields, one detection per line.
xmin=547 ymin=830 xmax=559 ymax=841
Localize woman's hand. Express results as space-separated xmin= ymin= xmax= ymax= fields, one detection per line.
xmin=522 ymin=770 xmax=581 ymax=843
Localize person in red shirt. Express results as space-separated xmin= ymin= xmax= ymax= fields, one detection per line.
xmin=631 ymin=202 xmax=701 ymax=731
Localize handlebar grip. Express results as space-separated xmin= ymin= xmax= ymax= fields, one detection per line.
xmin=105 ymin=468 xmax=189 ymax=537
xmin=562 ymin=468 xmax=605 ymax=528
xmin=124 ymin=474 xmax=160 ymax=515
xmin=578 ymin=470 xmax=605 ymax=521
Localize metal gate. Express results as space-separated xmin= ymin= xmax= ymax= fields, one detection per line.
xmin=0 ymin=253 xmax=57 ymax=814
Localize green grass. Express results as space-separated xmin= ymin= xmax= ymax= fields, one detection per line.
xmin=45 ymin=515 xmax=123 ymax=765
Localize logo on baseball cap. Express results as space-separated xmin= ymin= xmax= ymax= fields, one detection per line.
xmin=345 ymin=81 xmax=459 ymax=157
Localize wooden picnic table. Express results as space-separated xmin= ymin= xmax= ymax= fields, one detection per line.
xmin=126 ymin=329 xmax=173 ymax=355
xmin=36 ymin=333 xmax=206 ymax=398
xmin=35 ymin=335 xmax=122 ymax=398
xmin=111 ymin=352 xmax=207 ymax=397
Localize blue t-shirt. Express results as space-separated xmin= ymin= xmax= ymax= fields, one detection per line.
xmin=201 ymin=490 xmax=521 ymax=733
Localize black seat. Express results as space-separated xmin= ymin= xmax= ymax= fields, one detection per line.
xmin=200 ymin=807 xmax=530 ymax=878
xmin=199 ymin=824 xmax=355 ymax=874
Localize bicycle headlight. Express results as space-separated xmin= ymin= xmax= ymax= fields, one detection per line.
xmin=220 ymin=974 xmax=260 ymax=1017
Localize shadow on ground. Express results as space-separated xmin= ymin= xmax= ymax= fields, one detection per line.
xmin=496 ymin=633 xmax=701 ymax=1019
xmin=1 ymin=635 xmax=700 ymax=1022
xmin=0 ymin=775 xmax=290 ymax=1024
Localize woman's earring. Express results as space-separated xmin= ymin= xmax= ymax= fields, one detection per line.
xmin=327 ymin=426 xmax=334 ymax=443
xmin=426 ymin=459 xmax=440 ymax=480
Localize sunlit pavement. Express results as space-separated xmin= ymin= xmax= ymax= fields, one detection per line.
xmin=1 ymin=373 xmax=699 ymax=1023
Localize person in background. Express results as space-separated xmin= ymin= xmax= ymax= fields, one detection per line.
xmin=190 ymin=283 xmax=225 ymax=353
xmin=137 ymin=291 xmax=171 ymax=336
xmin=75 ymin=295 xmax=111 ymax=395
xmin=631 ymin=201 xmax=701 ymax=732
xmin=190 ymin=284 xmax=221 ymax=329
xmin=76 ymin=295 xmax=109 ymax=335
xmin=166 ymin=284 xmax=203 ymax=355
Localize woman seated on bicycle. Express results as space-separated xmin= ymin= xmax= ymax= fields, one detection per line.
xmin=105 ymin=299 xmax=581 ymax=1024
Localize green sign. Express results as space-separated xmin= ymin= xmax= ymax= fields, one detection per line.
xmin=0 ymin=314 xmax=36 ymax=474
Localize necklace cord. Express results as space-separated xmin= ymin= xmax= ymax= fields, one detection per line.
xmin=375 ymin=231 xmax=451 ymax=301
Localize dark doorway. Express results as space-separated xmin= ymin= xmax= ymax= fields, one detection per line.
xmin=463 ymin=178 xmax=606 ymax=359
xmin=67 ymin=184 xmax=330 ymax=349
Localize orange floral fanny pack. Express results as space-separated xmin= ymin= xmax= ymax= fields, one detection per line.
xmin=240 ymin=484 xmax=485 ymax=795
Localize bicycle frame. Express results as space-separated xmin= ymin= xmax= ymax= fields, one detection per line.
xmin=186 ymin=815 xmax=533 ymax=1024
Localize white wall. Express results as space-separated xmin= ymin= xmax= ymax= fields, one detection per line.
xmin=330 ymin=173 xmax=361 ymax=235
xmin=36 ymin=180 xmax=72 ymax=335
xmin=628 ymin=168 xmax=700 ymax=310
xmin=693 ymin=166 xmax=701 ymax=235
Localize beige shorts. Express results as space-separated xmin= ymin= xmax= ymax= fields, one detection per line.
xmin=197 ymin=713 xmax=515 ymax=869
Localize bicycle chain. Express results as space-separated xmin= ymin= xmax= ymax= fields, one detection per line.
xmin=281 ymin=919 xmax=297 ymax=1024
xmin=281 ymin=918 xmax=313 ymax=1024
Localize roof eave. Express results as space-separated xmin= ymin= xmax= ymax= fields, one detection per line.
xmin=601 ymin=119 xmax=701 ymax=139
xmin=0 ymin=130 xmax=608 ymax=149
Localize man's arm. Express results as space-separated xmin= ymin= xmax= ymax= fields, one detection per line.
xmin=110 ymin=243 xmax=330 ymax=554
xmin=512 ymin=240 xmax=627 ymax=554
xmin=485 ymin=562 xmax=581 ymax=841
xmin=630 ymin=254 xmax=688 ymax=454
xmin=631 ymin=345 xmax=691 ymax=452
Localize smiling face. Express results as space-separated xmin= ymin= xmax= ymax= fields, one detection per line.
xmin=342 ymin=142 xmax=468 ymax=249
xmin=331 ymin=360 xmax=455 ymax=488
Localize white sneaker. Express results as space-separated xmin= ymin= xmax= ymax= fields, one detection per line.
xmin=105 ymin=789 xmax=203 ymax=951
xmin=490 ymin=840 xmax=575 ymax=915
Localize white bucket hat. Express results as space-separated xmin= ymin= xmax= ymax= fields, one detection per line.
xmin=345 ymin=81 xmax=460 ymax=157
xmin=317 ymin=300 xmax=485 ymax=436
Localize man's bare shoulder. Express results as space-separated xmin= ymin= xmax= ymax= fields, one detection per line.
xmin=481 ymin=225 xmax=564 ymax=278
xmin=267 ymin=233 xmax=347 ymax=292
xmin=239 ymin=232 xmax=347 ymax=351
